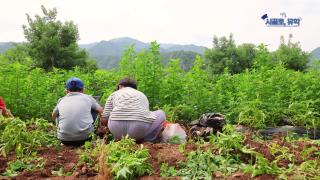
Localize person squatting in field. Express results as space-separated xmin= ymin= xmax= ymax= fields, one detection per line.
xmin=0 ymin=96 xmax=14 ymax=118
xmin=100 ymin=77 xmax=166 ymax=142
xmin=51 ymin=77 xmax=103 ymax=146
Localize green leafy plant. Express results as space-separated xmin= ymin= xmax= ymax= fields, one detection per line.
xmin=51 ymin=167 xmax=73 ymax=176
xmin=208 ymin=124 xmax=244 ymax=154
xmin=167 ymin=135 xmax=183 ymax=144
xmin=2 ymin=43 xmax=320 ymax=129
xmin=90 ymin=136 xmax=152 ymax=180
xmin=176 ymin=150 xmax=216 ymax=179
xmin=160 ymin=163 xmax=177 ymax=177
xmin=291 ymin=160 xmax=320 ymax=179
xmin=77 ymin=141 xmax=95 ymax=167
xmin=163 ymin=150 xmax=243 ymax=179
xmin=243 ymin=152 xmax=282 ymax=177
xmin=268 ymin=143 xmax=294 ymax=163
xmin=0 ymin=118 xmax=58 ymax=157
xmin=3 ymin=155 xmax=45 ymax=177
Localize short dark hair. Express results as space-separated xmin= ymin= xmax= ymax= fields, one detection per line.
xmin=118 ymin=77 xmax=137 ymax=90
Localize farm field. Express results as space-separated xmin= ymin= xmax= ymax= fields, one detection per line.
xmin=1 ymin=41 xmax=320 ymax=179
xmin=1 ymin=4 xmax=320 ymax=179
xmin=0 ymin=117 xmax=319 ymax=179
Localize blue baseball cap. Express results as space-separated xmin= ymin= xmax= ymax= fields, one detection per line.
xmin=65 ymin=77 xmax=84 ymax=90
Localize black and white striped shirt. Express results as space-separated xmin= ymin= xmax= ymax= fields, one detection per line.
xmin=102 ymin=87 xmax=156 ymax=123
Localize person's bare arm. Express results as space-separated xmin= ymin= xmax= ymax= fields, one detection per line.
xmin=4 ymin=109 xmax=14 ymax=118
xmin=100 ymin=116 xmax=109 ymax=126
xmin=51 ymin=111 xmax=58 ymax=122
xmin=96 ymin=107 xmax=103 ymax=114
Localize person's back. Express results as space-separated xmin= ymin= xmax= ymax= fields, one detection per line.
xmin=55 ymin=92 xmax=99 ymax=141
xmin=52 ymin=77 xmax=102 ymax=146
xmin=101 ymin=77 xmax=166 ymax=142
xmin=107 ymin=87 xmax=156 ymax=123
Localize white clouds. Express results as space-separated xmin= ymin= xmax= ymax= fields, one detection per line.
xmin=0 ymin=0 xmax=319 ymax=51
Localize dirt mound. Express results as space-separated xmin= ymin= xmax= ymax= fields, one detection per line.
xmin=226 ymin=173 xmax=276 ymax=180
xmin=0 ymin=153 xmax=15 ymax=174
xmin=0 ymin=158 xmax=8 ymax=174
xmin=13 ymin=146 xmax=96 ymax=180
xmin=244 ymin=137 xmax=275 ymax=161
xmin=244 ymin=133 xmax=320 ymax=168
xmin=139 ymin=143 xmax=196 ymax=179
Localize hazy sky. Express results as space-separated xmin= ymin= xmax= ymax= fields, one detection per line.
xmin=0 ymin=0 xmax=319 ymax=51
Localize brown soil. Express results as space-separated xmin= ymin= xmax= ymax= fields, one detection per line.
xmin=243 ymin=133 xmax=320 ymax=168
xmin=1 ymin=132 xmax=319 ymax=179
xmin=244 ymin=137 xmax=275 ymax=161
xmin=0 ymin=153 xmax=15 ymax=174
xmin=138 ymin=143 xmax=197 ymax=179
xmin=12 ymin=146 xmax=96 ymax=180
xmin=227 ymin=173 xmax=276 ymax=180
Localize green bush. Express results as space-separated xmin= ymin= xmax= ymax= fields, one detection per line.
xmin=0 ymin=118 xmax=58 ymax=157
xmin=1 ymin=42 xmax=320 ymax=129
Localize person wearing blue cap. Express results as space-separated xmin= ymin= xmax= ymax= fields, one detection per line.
xmin=52 ymin=77 xmax=103 ymax=146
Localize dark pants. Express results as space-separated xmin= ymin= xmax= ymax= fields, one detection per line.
xmin=91 ymin=109 xmax=98 ymax=122
xmin=61 ymin=137 xmax=92 ymax=146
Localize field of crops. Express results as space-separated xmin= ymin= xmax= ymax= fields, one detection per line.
xmin=0 ymin=44 xmax=320 ymax=179
xmin=0 ymin=117 xmax=319 ymax=179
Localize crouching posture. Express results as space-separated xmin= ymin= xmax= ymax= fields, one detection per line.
xmin=101 ymin=77 xmax=166 ymax=142
xmin=0 ymin=97 xmax=13 ymax=118
xmin=52 ymin=77 xmax=103 ymax=146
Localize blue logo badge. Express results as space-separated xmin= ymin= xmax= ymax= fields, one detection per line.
xmin=261 ymin=13 xmax=301 ymax=27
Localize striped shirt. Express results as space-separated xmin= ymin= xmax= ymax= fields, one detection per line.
xmin=102 ymin=87 xmax=156 ymax=123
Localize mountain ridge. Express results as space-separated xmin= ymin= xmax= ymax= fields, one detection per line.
xmin=311 ymin=47 xmax=320 ymax=60
xmin=2 ymin=37 xmax=319 ymax=70
xmin=80 ymin=37 xmax=207 ymax=54
xmin=79 ymin=37 xmax=207 ymax=69
xmin=0 ymin=37 xmax=207 ymax=69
